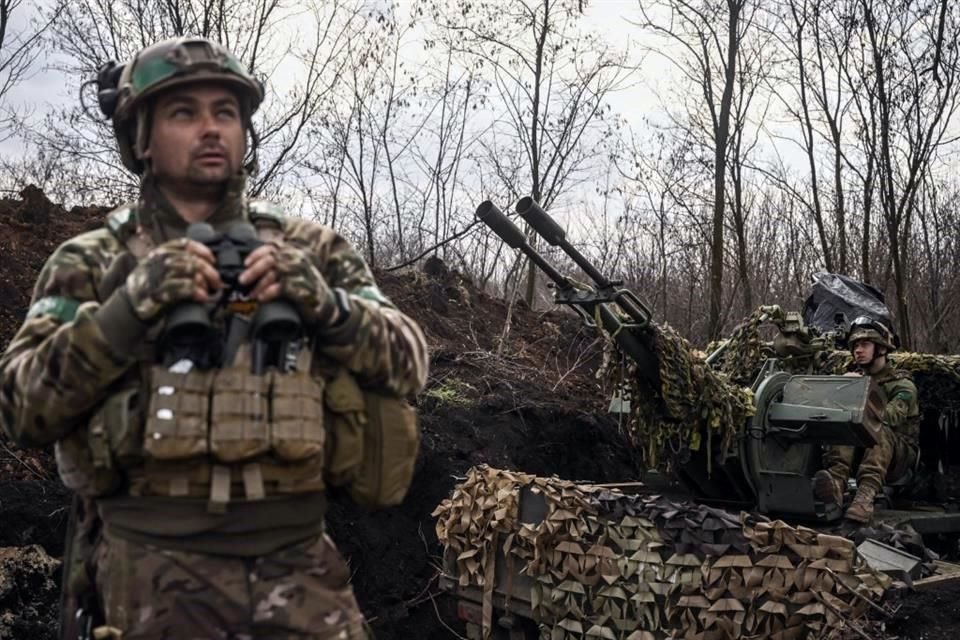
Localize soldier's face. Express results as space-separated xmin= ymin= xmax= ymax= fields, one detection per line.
xmin=145 ymin=85 xmax=246 ymax=186
xmin=852 ymin=339 xmax=876 ymax=365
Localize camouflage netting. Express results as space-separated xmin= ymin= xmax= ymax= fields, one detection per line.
xmin=712 ymin=307 xmax=960 ymax=389
xmin=611 ymin=323 xmax=754 ymax=470
xmin=709 ymin=308 xmax=849 ymax=386
xmin=609 ymin=306 xmax=960 ymax=470
xmin=434 ymin=466 xmax=890 ymax=640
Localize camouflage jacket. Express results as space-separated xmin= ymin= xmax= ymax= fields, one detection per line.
xmin=873 ymin=363 xmax=920 ymax=443
xmin=0 ymin=175 xmax=429 ymax=448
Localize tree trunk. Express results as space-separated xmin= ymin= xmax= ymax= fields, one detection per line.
xmin=708 ymin=0 xmax=741 ymax=340
xmin=524 ymin=0 xmax=551 ymax=309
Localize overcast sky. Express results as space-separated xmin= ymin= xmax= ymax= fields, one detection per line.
xmin=0 ymin=0 xmax=679 ymax=162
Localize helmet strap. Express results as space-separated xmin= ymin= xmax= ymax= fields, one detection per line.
xmin=862 ymin=345 xmax=886 ymax=373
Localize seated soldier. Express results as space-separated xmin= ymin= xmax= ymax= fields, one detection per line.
xmin=813 ymin=316 xmax=920 ymax=522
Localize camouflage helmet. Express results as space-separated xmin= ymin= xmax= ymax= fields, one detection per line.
xmin=100 ymin=37 xmax=264 ymax=174
xmin=848 ymin=316 xmax=897 ymax=352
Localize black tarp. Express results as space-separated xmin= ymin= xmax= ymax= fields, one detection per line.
xmin=802 ymin=272 xmax=893 ymax=337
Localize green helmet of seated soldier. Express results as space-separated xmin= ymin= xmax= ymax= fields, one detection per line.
xmin=102 ymin=37 xmax=264 ymax=174
xmin=848 ymin=316 xmax=897 ymax=354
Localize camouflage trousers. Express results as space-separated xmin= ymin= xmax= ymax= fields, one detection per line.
xmin=93 ymin=531 xmax=368 ymax=640
xmin=824 ymin=423 xmax=918 ymax=491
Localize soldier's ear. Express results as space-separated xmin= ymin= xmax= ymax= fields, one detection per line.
xmin=135 ymin=107 xmax=153 ymax=160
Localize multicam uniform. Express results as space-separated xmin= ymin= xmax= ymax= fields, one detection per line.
xmin=0 ymin=175 xmax=428 ymax=639
xmin=822 ymin=363 xmax=920 ymax=493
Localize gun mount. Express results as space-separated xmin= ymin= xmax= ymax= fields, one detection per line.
xmin=477 ymin=198 xmax=887 ymax=522
xmin=476 ymin=199 xmax=658 ymax=388
xmin=434 ymin=197 xmax=960 ymax=640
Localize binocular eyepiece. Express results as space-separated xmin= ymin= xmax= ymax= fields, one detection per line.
xmin=162 ymin=222 xmax=302 ymax=371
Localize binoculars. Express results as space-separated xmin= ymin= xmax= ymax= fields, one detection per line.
xmin=161 ymin=222 xmax=302 ymax=372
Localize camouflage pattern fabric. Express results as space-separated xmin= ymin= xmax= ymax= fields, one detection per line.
xmin=872 ymin=366 xmax=920 ymax=442
xmin=0 ymin=171 xmax=428 ymax=639
xmin=709 ymin=307 xmax=851 ymax=383
xmin=708 ymin=308 xmax=771 ymax=386
xmin=823 ymin=364 xmax=920 ymax=491
xmin=435 ymin=466 xmax=889 ymax=640
xmin=278 ymin=214 xmax=429 ymax=393
xmin=94 ymin=529 xmax=367 ymax=639
xmin=0 ymin=173 xmax=428 ymax=450
xmin=124 ymin=237 xmax=207 ymax=322
xmin=272 ymin=243 xmax=339 ymax=326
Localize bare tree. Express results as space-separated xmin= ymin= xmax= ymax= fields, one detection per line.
xmin=0 ymin=0 xmax=62 ymax=140
xmin=424 ymin=0 xmax=634 ymax=306
xmin=852 ymin=0 xmax=960 ymax=349
xmin=613 ymin=126 xmax=710 ymax=334
xmin=636 ymin=0 xmax=758 ymax=340
xmin=726 ymin=14 xmax=772 ymax=315
xmin=912 ymin=176 xmax=960 ymax=352
xmin=766 ymin=0 xmax=839 ymax=273
xmin=16 ymin=0 xmax=367 ymax=202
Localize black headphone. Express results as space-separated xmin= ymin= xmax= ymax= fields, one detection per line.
xmin=95 ymin=60 xmax=126 ymax=119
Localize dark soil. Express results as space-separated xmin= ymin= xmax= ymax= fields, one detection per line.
xmin=0 ymin=545 xmax=60 ymax=640
xmin=885 ymin=580 xmax=960 ymax=640
xmin=0 ymin=187 xmax=958 ymax=639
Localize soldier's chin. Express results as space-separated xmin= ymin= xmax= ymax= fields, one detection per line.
xmin=187 ymin=166 xmax=232 ymax=184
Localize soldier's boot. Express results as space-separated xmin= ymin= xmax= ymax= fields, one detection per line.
xmin=813 ymin=469 xmax=844 ymax=508
xmin=845 ymin=483 xmax=879 ymax=523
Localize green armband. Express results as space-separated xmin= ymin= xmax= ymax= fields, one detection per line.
xmin=26 ymin=296 xmax=80 ymax=322
xmin=353 ymin=285 xmax=394 ymax=308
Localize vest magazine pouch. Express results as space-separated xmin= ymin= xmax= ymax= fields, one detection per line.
xmin=55 ymin=427 xmax=121 ymax=497
xmin=323 ymin=370 xmax=366 ymax=486
xmin=102 ymin=387 xmax=144 ymax=467
xmin=210 ymin=366 xmax=270 ymax=463
xmin=351 ymin=392 xmax=420 ymax=508
xmin=144 ymin=366 xmax=211 ymax=460
xmin=269 ymin=369 xmax=325 ymax=462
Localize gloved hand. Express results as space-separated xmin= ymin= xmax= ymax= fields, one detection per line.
xmin=240 ymin=242 xmax=342 ymax=327
xmin=123 ymin=238 xmax=223 ymax=323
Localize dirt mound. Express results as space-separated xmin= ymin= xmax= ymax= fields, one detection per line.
xmin=0 ymin=545 xmax=60 ymax=640
xmin=0 ymin=187 xmax=109 ymax=345
xmin=331 ymin=264 xmax=644 ymax=637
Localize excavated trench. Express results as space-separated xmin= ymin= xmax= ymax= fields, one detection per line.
xmin=0 ymin=189 xmax=957 ymax=639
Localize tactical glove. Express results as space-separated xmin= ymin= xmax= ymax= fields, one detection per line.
xmin=124 ymin=238 xmax=212 ymax=323
xmin=273 ymin=245 xmax=343 ymax=328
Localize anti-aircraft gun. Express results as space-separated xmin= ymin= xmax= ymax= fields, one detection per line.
xmin=439 ymin=199 xmax=960 ymax=640
xmin=477 ymin=198 xmax=883 ymax=522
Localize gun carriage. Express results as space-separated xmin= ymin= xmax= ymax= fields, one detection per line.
xmin=436 ymin=198 xmax=960 ymax=640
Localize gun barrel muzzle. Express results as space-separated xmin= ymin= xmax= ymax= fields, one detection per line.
xmin=516 ymin=197 xmax=565 ymax=246
xmin=476 ymin=200 xmax=527 ymax=249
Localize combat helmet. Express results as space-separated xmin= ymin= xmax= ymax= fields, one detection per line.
xmin=848 ymin=316 xmax=897 ymax=352
xmin=96 ymin=37 xmax=264 ymax=174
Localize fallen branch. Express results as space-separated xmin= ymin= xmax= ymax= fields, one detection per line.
xmin=811 ymin=590 xmax=873 ymax=640
xmin=430 ymin=591 xmax=468 ymax=640
xmin=385 ymin=220 xmax=483 ymax=272
xmin=824 ymin=566 xmax=894 ymax=619
xmin=0 ymin=441 xmax=49 ymax=481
